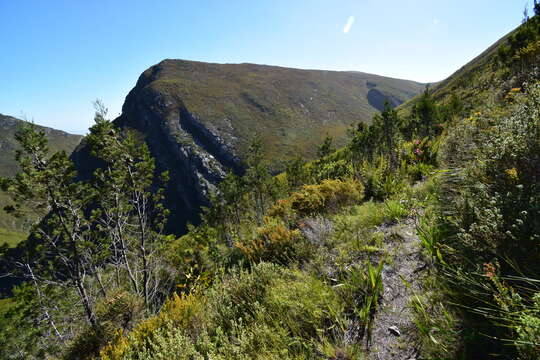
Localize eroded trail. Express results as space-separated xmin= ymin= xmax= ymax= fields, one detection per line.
xmin=367 ymin=217 xmax=426 ymax=360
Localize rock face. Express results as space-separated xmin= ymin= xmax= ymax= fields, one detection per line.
xmin=74 ymin=60 xmax=424 ymax=234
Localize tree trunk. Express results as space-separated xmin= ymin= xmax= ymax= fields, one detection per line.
xmin=75 ymin=277 xmax=98 ymax=329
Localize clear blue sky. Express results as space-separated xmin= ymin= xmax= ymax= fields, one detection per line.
xmin=0 ymin=0 xmax=531 ymax=134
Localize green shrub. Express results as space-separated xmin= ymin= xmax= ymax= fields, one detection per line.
xmin=430 ymin=83 xmax=540 ymax=357
xmin=334 ymin=261 xmax=384 ymax=337
xmin=65 ymin=291 xmax=144 ymax=360
xmin=383 ymin=199 xmax=409 ymax=222
xmin=234 ymin=219 xmax=304 ymax=264
xmin=410 ymin=293 xmax=461 ymax=358
xmin=101 ymin=263 xmax=349 ymax=359
xmin=357 ymin=156 xmax=408 ymax=200
xmin=311 ymin=158 xmax=354 ymax=182
xmin=267 ymin=179 xmax=364 ymax=220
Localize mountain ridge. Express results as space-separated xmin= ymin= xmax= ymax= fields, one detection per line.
xmin=72 ymin=60 xmax=425 ymax=233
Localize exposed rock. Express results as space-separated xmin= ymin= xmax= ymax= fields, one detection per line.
xmin=388 ymin=325 xmax=401 ymax=337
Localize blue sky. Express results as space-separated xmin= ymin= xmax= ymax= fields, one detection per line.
xmin=0 ymin=0 xmax=531 ymax=134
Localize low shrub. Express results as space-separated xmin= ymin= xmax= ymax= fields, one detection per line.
xmin=357 ymin=156 xmax=408 ymax=200
xmin=66 ymin=291 xmax=144 ymax=360
xmin=100 ymin=263 xmax=349 ymax=359
xmin=234 ymin=219 xmax=304 ymax=264
xmin=311 ymin=158 xmax=354 ymax=182
xmin=268 ymin=179 xmax=364 ymax=221
xmin=383 ymin=199 xmax=409 ymax=222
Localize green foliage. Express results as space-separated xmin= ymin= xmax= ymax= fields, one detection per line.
xmin=515 ymin=292 xmax=540 ymax=358
xmin=311 ymin=158 xmax=354 ymax=182
xmin=86 ymin=108 xmax=172 ymax=310
xmin=100 ymin=263 xmax=350 ymax=360
xmin=267 ymin=179 xmax=364 ymax=221
xmin=234 ymin=218 xmax=304 ymax=264
xmin=0 ymin=283 xmax=50 ymax=359
xmin=410 ymin=292 xmax=461 ymax=358
xmin=243 ymin=137 xmax=281 ymax=224
xmin=0 ymin=114 xmax=82 ymax=234
xmin=64 ymin=291 xmax=144 ymax=360
xmin=409 ymin=86 xmax=441 ymax=139
xmin=0 ymin=282 xmax=79 ymax=359
xmin=425 ymin=83 xmax=540 ymax=357
xmin=350 ymin=260 xmax=384 ymax=335
xmin=383 ymin=199 xmax=409 ymax=223
xmin=284 ymin=155 xmax=310 ymax=190
xmin=0 ymin=107 xmax=173 ymax=358
xmin=348 ymin=102 xmax=403 ymax=170
xmin=356 ymin=156 xmax=408 ymax=200
xmin=317 ymin=134 xmax=336 ymax=159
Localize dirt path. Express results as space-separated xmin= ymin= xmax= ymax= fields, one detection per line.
xmin=366 ymin=217 xmax=426 ymax=360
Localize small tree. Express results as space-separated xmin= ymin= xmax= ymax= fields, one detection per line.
xmin=411 ymin=85 xmax=439 ymax=138
xmin=317 ymin=134 xmax=335 ymax=159
xmin=244 ymin=137 xmax=276 ymax=224
xmin=1 ymin=123 xmax=100 ymax=328
xmin=370 ymin=101 xmax=401 ymax=170
xmin=204 ymin=171 xmax=246 ymax=246
xmin=348 ymin=121 xmax=376 ymax=164
xmin=86 ymin=104 xmax=171 ymax=310
xmin=285 ymin=155 xmax=309 ymax=190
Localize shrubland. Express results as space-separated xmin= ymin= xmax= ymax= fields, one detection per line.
xmin=0 ymin=10 xmax=540 ymax=360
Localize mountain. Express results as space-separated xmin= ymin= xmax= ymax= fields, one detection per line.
xmin=73 ymin=60 xmax=424 ymax=233
xmin=3 ymin=14 xmax=540 ymax=360
xmin=0 ymin=114 xmax=83 ymax=237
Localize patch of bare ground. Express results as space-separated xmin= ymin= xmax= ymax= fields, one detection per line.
xmin=367 ymin=217 xmax=426 ymax=360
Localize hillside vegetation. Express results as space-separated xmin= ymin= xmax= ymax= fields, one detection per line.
xmin=1 ymin=9 xmax=540 ymax=360
xmin=70 ymin=59 xmax=423 ymax=234
xmin=0 ymin=114 xmax=82 ymax=240
xmin=132 ymin=60 xmax=423 ymax=163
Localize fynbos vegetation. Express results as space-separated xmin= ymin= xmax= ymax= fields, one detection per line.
xmin=1 ymin=8 xmax=540 ymax=360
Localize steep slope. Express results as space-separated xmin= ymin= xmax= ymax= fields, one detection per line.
xmin=73 ymin=60 xmax=423 ymax=233
xmin=0 ymin=114 xmax=83 ymax=237
xmin=401 ymin=22 xmax=536 ymax=113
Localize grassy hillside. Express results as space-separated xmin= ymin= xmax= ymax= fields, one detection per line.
xmin=136 ymin=60 xmax=424 ymax=164
xmin=99 ymin=60 xmax=425 ymax=233
xmin=402 ymin=21 xmax=537 ymax=113
xmin=0 ymin=114 xmax=82 ymax=240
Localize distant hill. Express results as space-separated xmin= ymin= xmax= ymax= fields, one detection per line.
xmin=124 ymin=60 xmax=423 ymax=165
xmin=0 ymin=114 xmax=82 ymax=237
xmin=73 ymin=60 xmax=424 ymax=233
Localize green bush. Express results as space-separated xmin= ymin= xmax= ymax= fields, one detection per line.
xmin=100 ymin=263 xmax=349 ymax=359
xmin=357 ymin=156 xmax=408 ymax=200
xmin=383 ymin=199 xmax=409 ymax=222
xmin=267 ymin=179 xmax=364 ymax=220
xmin=64 ymin=290 xmax=144 ymax=360
xmin=431 ymin=83 xmax=540 ymax=357
xmin=234 ymin=218 xmax=304 ymax=264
